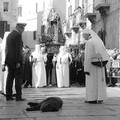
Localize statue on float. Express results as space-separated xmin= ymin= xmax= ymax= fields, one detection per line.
xmin=46 ymin=8 xmax=65 ymax=44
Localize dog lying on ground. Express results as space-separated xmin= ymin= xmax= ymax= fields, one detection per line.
xmin=26 ymin=97 xmax=63 ymax=112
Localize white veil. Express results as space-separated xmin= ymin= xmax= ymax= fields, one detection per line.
xmin=82 ymin=28 xmax=110 ymax=68
xmin=1 ymin=32 xmax=10 ymax=65
xmin=0 ymin=38 xmax=2 ymax=51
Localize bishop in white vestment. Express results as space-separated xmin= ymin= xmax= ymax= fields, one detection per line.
xmin=82 ymin=28 xmax=110 ymax=103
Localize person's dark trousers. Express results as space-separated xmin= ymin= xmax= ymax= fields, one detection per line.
xmin=6 ymin=64 xmax=23 ymax=100
xmin=77 ymin=67 xmax=85 ymax=86
xmin=46 ymin=65 xmax=52 ymax=85
xmin=69 ymin=61 xmax=77 ymax=85
xmin=23 ymin=62 xmax=32 ymax=87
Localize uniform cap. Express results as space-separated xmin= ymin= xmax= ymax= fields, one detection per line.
xmin=16 ymin=23 xmax=27 ymax=28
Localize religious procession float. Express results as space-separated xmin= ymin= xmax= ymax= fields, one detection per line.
xmin=40 ymin=8 xmax=65 ymax=54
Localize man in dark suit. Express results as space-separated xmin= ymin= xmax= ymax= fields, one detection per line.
xmin=22 ymin=46 xmax=32 ymax=88
xmin=5 ymin=23 xmax=26 ymax=101
xmin=45 ymin=52 xmax=53 ymax=86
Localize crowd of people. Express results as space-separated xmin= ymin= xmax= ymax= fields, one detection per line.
xmin=106 ymin=48 xmax=120 ymax=86
xmin=0 ymin=23 xmax=86 ymax=102
xmin=0 ymin=22 xmax=112 ymax=104
xmin=22 ymin=43 xmax=85 ymax=88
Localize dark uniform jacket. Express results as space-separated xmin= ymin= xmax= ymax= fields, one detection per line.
xmin=5 ymin=30 xmax=23 ymax=65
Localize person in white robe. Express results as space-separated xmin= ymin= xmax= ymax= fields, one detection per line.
xmin=31 ymin=45 xmax=47 ymax=88
xmin=56 ymin=46 xmax=64 ymax=88
xmin=0 ymin=38 xmax=2 ymax=92
xmin=61 ymin=46 xmax=72 ymax=87
xmin=1 ymin=32 xmax=16 ymax=95
xmin=56 ymin=46 xmax=72 ymax=88
xmin=82 ymin=28 xmax=110 ymax=104
xmin=30 ymin=44 xmax=39 ymax=87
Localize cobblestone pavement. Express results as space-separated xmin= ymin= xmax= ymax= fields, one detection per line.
xmin=0 ymin=86 xmax=120 ymax=120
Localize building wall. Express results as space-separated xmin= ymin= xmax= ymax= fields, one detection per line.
xmin=106 ymin=7 xmax=119 ymax=49
xmin=53 ymin=0 xmax=66 ymax=21
xmin=0 ymin=0 xmax=18 ymax=31
xmin=65 ymin=0 xmax=86 ymax=45
xmin=37 ymin=11 xmax=43 ymax=37
xmin=92 ymin=0 xmax=120 ymax=49
xmin=18 ymin=0 xmax=43 ymax=49
xmin=119 ymin=1 xmax=120 ymax=50
xmin=42 ymin=0 xmax=53 ymax=25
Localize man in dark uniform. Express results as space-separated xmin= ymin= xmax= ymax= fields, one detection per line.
xmin=4 ymin=23 xmax=26 ymax=101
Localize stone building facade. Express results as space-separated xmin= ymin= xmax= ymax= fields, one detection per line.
xmin=63 ymin=0 xmax=120 ymax=50
xmin=62 ymin=0 xmax=88 ymax=46
xmin=0 ymin=0 xmax=18 ymax=38
xmin=85 ymin=0 xmax=120 ymax=49
xmin=18 ymin=0 xmax=43 ymax=49
xmin=0 ymin=0 xmax=18 ymax=31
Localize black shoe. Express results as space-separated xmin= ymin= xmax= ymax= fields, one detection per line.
xmin=12 ymin=94 xmax=16 ymax=97
xmin=85 ymin=100 xmax=97 ymax=104
xmin=48 ymin=84 xmax=52 ymax=87
xmin=16 ymin=98 xmax=26 ymax=101
xmin=97 ymin=100 xmax=103 ymax=104
xmin=24 ymin=85 xmax=28 ymax=88
xmin=6 ymin=97 xmax=14 ymax=101
xmin=30 ymin=84 xmax=32 ymax=88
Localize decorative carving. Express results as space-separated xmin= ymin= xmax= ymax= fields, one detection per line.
xmin=74 ymin=6 xmax=82 ymax=13
xmin=72 ymin=14 xmax=76 ymax=27
xmin=46 ymin=44 xmax=61 ymax=53
xmin=85 ymin=13 xmax=96 ymax=24
xmin=69 ymin=13 xmax=75 ymax=20
xmin=95 ymin=4 xmax=110 ymax=46
xmin=64 ymin=32 xmax=72 ymax=38
xmin=95 ymin=3 xmax=110 ymax=18
xmin=78 ymin=21 xmax=86 ymax=29
xmin=66 ymin=21 xmax=70 ymax=31
xmin=71 ymin=26 xmax=79 ymax=34
xmin=97 ymin=29 xmax=106 ymax=45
